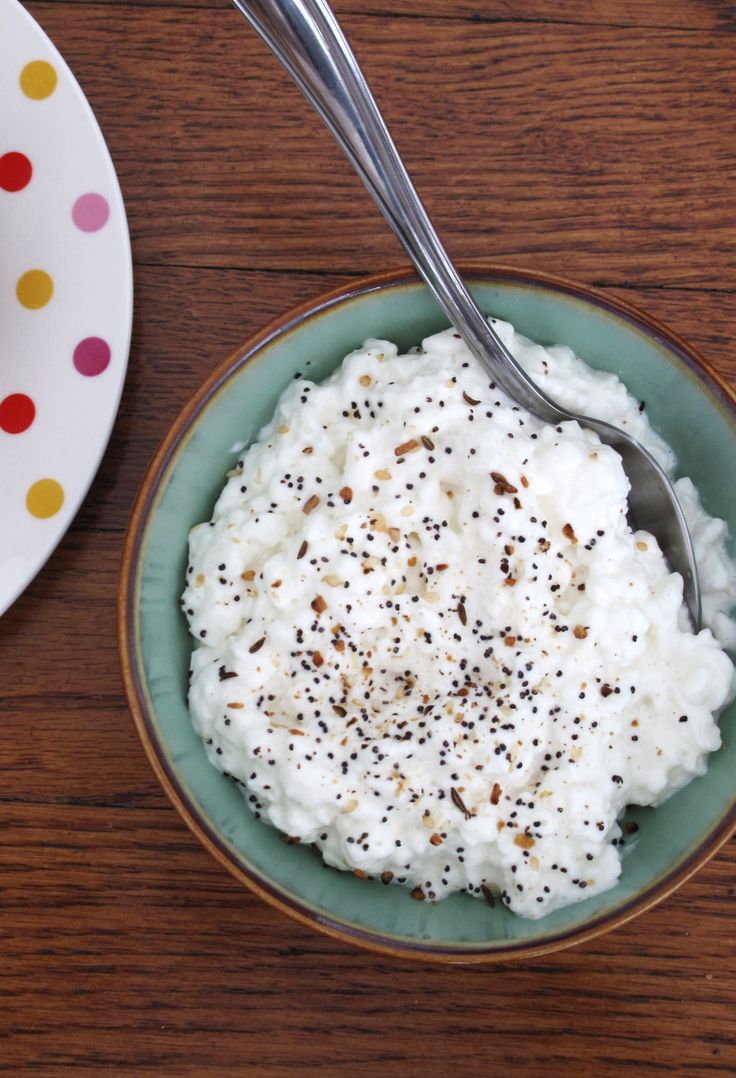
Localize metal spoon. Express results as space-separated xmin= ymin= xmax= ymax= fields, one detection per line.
xmin=231 ymin=0 xmax=701 ymax=627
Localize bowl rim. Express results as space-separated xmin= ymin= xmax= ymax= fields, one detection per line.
xmin=118 ymin=261 xmax=736 ymax=964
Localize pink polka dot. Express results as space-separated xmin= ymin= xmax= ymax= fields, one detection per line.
xmin=72 ymin=193 xmax=110 ymax=232
xmin=73 ymin=337 xmax=111 ymax=377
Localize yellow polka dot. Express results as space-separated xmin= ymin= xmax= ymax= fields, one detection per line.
xmin=20 ymin=60 xmax=57 ymax=100
xmin=26 ymin=479 xmax=64 ymax=519
xmin=16 ymin=269 xmax=54 ymax=310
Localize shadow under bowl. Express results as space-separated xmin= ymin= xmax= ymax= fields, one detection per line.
xmin=119 ymin=264 xmax=736 ymax=963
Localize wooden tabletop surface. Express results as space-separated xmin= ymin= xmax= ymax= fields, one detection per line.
xmin=3 ymin=0 xmax=736 ymax=1073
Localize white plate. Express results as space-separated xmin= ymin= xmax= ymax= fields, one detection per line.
xmin=0 ymin=0 xmax=132 ymax=614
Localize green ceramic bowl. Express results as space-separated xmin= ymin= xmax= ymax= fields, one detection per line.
xmin=119 ymin=265 xmax=736 ymax=962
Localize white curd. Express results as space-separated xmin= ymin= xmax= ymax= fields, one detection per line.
xmin=182 ymin=320 xmax=736 ymax=918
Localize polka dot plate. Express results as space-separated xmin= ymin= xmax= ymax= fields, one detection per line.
xmin=0 ymin=0 xmax=133 ymax=614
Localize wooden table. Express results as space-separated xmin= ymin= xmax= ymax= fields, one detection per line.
xmin=3 ymin=0 xmax=736 ymax=1072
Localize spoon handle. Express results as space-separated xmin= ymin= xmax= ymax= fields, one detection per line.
xmin=231 ymin=0 xmax=562 ymax=422
xmin=232 ymin=0 xmax=701 ymax=628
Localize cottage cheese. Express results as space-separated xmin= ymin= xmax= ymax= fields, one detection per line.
xmin=182 ymin=320 xmax=736 ymax=919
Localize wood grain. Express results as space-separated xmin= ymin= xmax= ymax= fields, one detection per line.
xmin=1 ymin=804 xmax=735 ymax=1074
xmin=35 ymin=0 xmax=736 ymax=32
xmin=3 ymin=0 xmax=736 ymax=1072
xmin=27 ymin=4 xmax=736 ymax=286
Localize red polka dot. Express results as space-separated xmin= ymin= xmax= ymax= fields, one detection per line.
xmin=73 ymin=336 xmax=111 ymax=377
xmin=0 ymin=393 xmax=35 ymax=434
xmin=0 ymin=152 xmax=32 ymax=192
